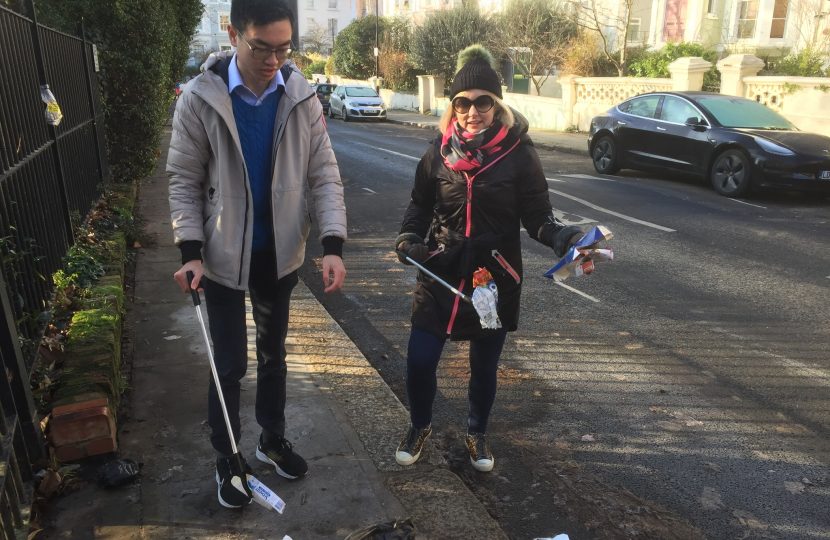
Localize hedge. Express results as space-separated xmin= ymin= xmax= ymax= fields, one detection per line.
xmin=35 ymin=0 xmax=203 ymax=182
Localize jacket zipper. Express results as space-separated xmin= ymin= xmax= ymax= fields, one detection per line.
xmin=445 ymin=140 xmax=522 ymax=335
xmin=264 ymin=92 xmax=316 ymax=278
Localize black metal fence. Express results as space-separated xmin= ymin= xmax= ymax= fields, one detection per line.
xmin=0 ymin=0 xmax=108 ymax=535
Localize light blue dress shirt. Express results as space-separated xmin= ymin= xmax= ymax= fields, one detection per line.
xmin=228 ymin=53 xmax=285 ymax=107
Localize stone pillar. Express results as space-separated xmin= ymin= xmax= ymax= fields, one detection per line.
xmin=428 ymin=75 xmax=445 ymax=117
xmin=559 ymin=74 xmax=578 ymax=128
xmin=417 ymin=75 xmax=431 ymax=114
xmin=667 ymin=57 xmax=713 ymax=91
xmin=717 ymin=54 xmax=765 ymax=97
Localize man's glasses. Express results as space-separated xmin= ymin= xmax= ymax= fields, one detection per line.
xmin=452 ymin=95 xmax=495 ymax=114
xmin=238 ymin=34 xmax=293 ymax=60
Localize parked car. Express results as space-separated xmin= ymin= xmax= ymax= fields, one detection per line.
xmin=328 ymin=85 xmax=387 ymax=122
xmin=588 ymin=91 xmax=830 ymax=197
xmin=312 ymin=83 xmax=336 ymax=114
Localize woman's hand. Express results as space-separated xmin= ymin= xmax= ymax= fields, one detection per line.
xmin=397 ymin=241 xmax=430 ymax=265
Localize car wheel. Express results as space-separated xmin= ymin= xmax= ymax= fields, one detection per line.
xmin=342 ymin=107 xmax=350 ymax=122
xmin=711 ymin=149 xmax=752 ymax=197
xmin=592 ymin=136 xmax=621 ymax=175
xmin=328 ymin=105 xmax=334 ymax=118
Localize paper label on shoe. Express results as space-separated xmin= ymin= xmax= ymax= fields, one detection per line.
xmin=248 ymin=475 xmax=286 ymax=514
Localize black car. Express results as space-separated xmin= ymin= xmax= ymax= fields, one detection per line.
xmin=312 ymin=83 xmax=336 ymax=114
xmin=588 ymin=91 xmax=830 ymax=197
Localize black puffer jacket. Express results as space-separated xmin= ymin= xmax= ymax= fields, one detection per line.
xmin=399 ymin=118 xmax=579 ymax=341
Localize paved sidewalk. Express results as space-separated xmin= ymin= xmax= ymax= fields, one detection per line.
xmin=387 ymin=109 xmax=589 ymax=156
xmin=42 ymin=128 xmax=510 ymax=539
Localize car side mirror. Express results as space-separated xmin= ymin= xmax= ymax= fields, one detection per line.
xmin=685 ymin=117 xmax=703 ymax=127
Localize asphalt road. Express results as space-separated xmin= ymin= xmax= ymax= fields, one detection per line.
xmin=299 ymin=117 xmax=830 ymax=540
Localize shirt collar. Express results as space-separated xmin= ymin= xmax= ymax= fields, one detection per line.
xmin=228 ymin=53 xmax=285 ymax=102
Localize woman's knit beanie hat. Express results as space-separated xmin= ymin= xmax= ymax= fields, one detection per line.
xmin=449 ymin=45 xmax=502 ymax=101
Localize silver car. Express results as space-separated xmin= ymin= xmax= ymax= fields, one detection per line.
xmin=327 ymin=85 xmax=387 ymax=122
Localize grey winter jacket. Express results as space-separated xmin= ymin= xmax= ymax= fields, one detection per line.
xmin=167 ymin=59 xmax=346 ymax=289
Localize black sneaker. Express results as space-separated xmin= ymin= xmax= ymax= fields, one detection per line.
xmin=215 ymin=455 xmax=253 ymax=508
xmin=256 ymin=434 xmax=308 ymax=479
xmin=395 ymin=424 xmax=432 ymax=466
xmin=466 ymin=432 xmax=494 ymax=472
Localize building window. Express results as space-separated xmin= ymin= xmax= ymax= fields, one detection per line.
xmin=219 ymin=13 xmax=231 ymax=32
xmin=328 ymin=18 xmax=338 ymax=37
xmin=329 ymin=0 xmax=337 ymax=8
xmin=770 ymin=0 xmax=789 ymax=38
xmin=627 ymin=18 xmax=641 ymax=41
xmin=308 ymin=0 xmax=314 ymax=7
xmin=707 ymin=0 xmax=717 ymax=14
xmin=220 ymin=45 xmax=232 ymax=51
xmin=192 ymin=44 xmax=205 ymax=57
xmin=737 ymin=0 xmax=758 ymax=38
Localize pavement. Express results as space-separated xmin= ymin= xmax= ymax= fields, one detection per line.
xmin=386 ymin=109 xmax=589 ymax=156
xmin=39 ymin=125 xmax=516 ymax=538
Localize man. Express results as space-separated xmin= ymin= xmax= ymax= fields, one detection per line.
xmin=167 ymin=0 xmax=346 ymax=508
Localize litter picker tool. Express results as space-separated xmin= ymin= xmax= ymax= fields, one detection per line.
xmin=396 ymin=250 xmax=472 ymax=304
xmin=186 ymin=271 xmax=286 ymax=513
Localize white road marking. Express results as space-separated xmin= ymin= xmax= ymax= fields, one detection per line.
xmin=548 ymin=189 xmax=676 ymax=232
xmin=545 ymin=177 xmax=566 ymax=183
xmin=362 ymin=187 xmax=377 ymax=193
xmin=351 ymin=140 xmax=421 ymax=162
xmin=554 ymin=281 xmax=600 ymax=303
xmin=729 ymin=199 xmax=767 ymax=209
xmin=561 ymin=173 xmax=617 ymax=182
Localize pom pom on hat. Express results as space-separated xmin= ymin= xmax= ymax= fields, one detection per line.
xmin=456 ymin=45 xmax=498 ymax=72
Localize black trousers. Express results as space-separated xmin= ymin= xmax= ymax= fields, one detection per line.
xmin=202 ymin=251 xmax=298 ymax=455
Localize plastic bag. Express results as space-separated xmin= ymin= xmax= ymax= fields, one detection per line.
xmin=343 ymin=518 xmax=416 ymax=540
xmin=472 ymin=267 xmax=501 ymax=330
xmin=97 ymin=459 xmax=141 ymax=488
xmin=41 ymin=84 xmax=63 ymax=126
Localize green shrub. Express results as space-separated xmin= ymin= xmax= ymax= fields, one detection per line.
xmin=628 ymin=41 xmax=721 ymax=90
xmin=410 ymin=7 xmax=489 ymax=85
xmin=762 ymin=49 xmax=828 ymax=77
xmin=303 ymin=60 xmax=328 ymax=79
xmin=35 ymin=0 xmax=203 ymax=182
xmin=331 ymin=16 xmax=389 ymax=79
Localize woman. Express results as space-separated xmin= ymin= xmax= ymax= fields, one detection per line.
xmin=394 ymin=45 xmax=584 ymax=472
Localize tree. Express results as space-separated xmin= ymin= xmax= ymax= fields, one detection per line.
xmin=330 ymin=15 xmax=388 ymax=79
xmin=35 ymin=0 xmax=203 ymax=181
xmin=302 ymin=20 xmax=332 ymax=55
xmin=489 ymin=0 xmax=576 ymax=95
xmin=410 ymin=7 xmax=489 ymax=84
xmin=569 ymin=0 xmax=637 ymax=76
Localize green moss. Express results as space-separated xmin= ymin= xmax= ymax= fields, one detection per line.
xmin=68 ymin=307 xmax=119 ymax=344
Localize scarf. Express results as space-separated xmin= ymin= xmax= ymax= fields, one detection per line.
xmin=441 ymin=118 xmax=512 ymax=172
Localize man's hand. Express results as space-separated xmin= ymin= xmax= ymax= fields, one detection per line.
xmin=174 ymin=260 xmax=204 ymax=293
xmin=322 ymin=254 xmax=346 ymax=293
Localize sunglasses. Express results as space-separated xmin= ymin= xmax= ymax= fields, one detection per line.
xmin=452 ymin=95 xmax=495 ymax=114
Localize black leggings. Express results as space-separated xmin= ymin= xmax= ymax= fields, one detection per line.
xmin=406 ymin=326 xmax=507 ymax=434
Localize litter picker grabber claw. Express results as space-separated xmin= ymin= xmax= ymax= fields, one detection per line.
xmin=395 ymin=250 xmax=472 ymax=304
xmin=186 ymin=271 xmax=286 ymax=513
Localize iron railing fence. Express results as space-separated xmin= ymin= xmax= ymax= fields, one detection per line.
xmin=0 ymin=0 xmax=110 ymax=536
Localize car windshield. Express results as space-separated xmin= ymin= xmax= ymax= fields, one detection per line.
xmin=316 ymin=85 xmax=334 ymax=95
xmin=345 ymin=87 xmax=378 ymax=97
xmin=698 ymin=98 xmax=796 ymax=130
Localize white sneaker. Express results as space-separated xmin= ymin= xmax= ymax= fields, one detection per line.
xmin=466 ymin=433 xmax=494 ymax=472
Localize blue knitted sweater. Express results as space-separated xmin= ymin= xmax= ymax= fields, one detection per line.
xmin=231 ymin=90 xmax=281 ymax=252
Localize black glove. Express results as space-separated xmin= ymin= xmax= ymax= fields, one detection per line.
xmin=394 ymin=233 xmax=429 ymax=265
xmin=538 ymin=219 xmax=584 ymax=258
